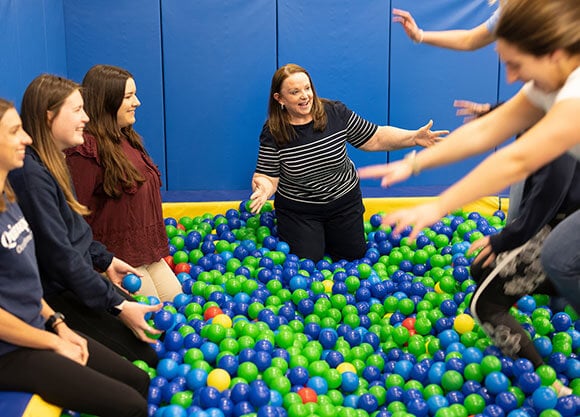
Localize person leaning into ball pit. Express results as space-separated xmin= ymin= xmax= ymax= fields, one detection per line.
xmin=64 ymin=64 xmax=182 ymax=303
xmin=0 ymin=98 xmax=149 ymax=417
xmin=249 ymin=63 xmax=448 ymax=262
xmin=467 ymin=151 xmax=579 ymax=397
xmin=8 ymin=74 xmax=162 ymax=366
xmin=359 ymin=0 xmax=580 ymax=366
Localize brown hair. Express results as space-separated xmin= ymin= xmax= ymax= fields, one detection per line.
xmin=0 ymin=98 xmax=16 ymax=211
xmin=82 ymin=64 xmax=146 ymax=198
xmin=267 ymin=63 xmax=328 ymax=146
xmin=496 ymin=0 xmax=580 ymax=56
xmin=20 ymin=75 xmax=89 ymax=215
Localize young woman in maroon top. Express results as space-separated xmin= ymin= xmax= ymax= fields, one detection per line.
xmin=66 ymin=65 xmax=181 ymax=302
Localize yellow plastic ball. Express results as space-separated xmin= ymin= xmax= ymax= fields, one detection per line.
xmin=212 ymin=314 xmax=233 ymax=329
xmin=322 ymin=280 xmax=334 ymax=293
xmin=336 ymin=362 xmax=357 ymax=374
xmin=453 ymin=313 xmax=475 ymax=334
xmin=207 ymin=368 xmax=231 ymax=391
xmin=434 ymin=282 xmax=444 ymax=294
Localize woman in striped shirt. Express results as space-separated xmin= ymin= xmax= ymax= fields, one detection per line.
xmin=250 ymin=63 xmax=447 ymax=262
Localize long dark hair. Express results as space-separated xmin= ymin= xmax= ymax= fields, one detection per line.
xmin=21 ymin=75 xmax=89 ymax=215
xmin=82 ymin=64 xmax=146 ymax=198
xmin=267 ymin=63 xmax=328 ymax=146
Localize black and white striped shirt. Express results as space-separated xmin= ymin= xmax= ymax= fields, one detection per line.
xmin=255 ymin=101 xmax=378 ymax=204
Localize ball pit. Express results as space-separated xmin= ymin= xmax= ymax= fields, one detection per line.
xmin=101 ymin=204 xmax=580 ymax=417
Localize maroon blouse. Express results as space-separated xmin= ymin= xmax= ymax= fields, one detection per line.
xmin=65 ymin=133 xmax=168 ymax=266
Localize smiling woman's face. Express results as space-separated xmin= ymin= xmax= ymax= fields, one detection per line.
xmin=0 ymin=107 xmax=32 ymax=174
xmin=497 ymin=39 xmax=567 ymax=93
xmin=49 ymin=89 xmax=89 ymax=151
xmin=274 ymin=72 xmax=314 ymax=125
xmin=117 ymin=78 xmax=141 ymax=129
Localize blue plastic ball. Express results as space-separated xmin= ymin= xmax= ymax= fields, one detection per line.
xmin=531 ymin=386 xmax=558 ymax=411
xmin=485 ymin=371 xmax=510 ymax=395
xmin=153 ymin=309 xmax=176 ymax=331
xmin=248 ymin=380 xmax=270 ymax=408
xmin=516 ymin=371 xmax=542 ymax=394
xmin=307 ymin=376 xmax=328 ymax=395
xmin=357 ymin=393 xmax=379 ymax=413
xmin=122 ymin=273 xmax=142 ymax=293
xmin=341 ymin=371 xmax=359 ymax=392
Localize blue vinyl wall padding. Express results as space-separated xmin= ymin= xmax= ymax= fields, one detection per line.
xmin=0 ymin=0 xmax=67 ymax=108
xmin=63 ymin=0 xmax=167 ymax=180
xmin=277 ymin=0 xmax=390 ymax=190
xmin=161 ymin=0 xmax=276 ymax=192
xmin=389 ymin=0 xmax=499 ymax=191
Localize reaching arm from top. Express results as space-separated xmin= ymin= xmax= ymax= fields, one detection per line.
xmin=381 ymin=98 xmax=580 ymax=240
xmin=359 ymin=120 xmax=448 ymax=152
xmin=358 ymin=90 xmax=541 ymax=187
xmin=392 ymin=8 xmax=496 ymax=51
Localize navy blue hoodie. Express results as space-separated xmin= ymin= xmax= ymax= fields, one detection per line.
xmin=8 ymin=148 xmax=124 ymax=310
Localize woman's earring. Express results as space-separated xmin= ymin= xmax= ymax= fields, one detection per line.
xmin=280 ymin=103 xmax=285 ymax=110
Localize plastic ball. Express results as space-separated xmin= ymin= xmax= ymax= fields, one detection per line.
xmin=531 ymin=386 xmax=558 ymax=411
xmin=552 ymin=312 xmax=573 ymax=332
xmin=207 ymin=368 xmax=231 ymax=392
xmin=154 ymin=309 xmax=176 ymax=331
xmin=336 ymin=362 xmax=357 ymax=374
xmin=248 ymin=380 xmax=271 ymax=407
xmin=213 ymin=313 xmax=233 ymax=328
xmin=340 ymin=372 xmax=359 ymax=392
xmin=185 ymin=368 xmax=207 ymax=390
xmin=157 ymin=358 xmax=179 ymax=380
xmin=453 ymin=313 xmax=475 ymax=334
xmin=357 ymin=393 xmax=379 ymax=413
xmin=297 ymin=387 xmax=318 ymax=404
xmin=517 ymin=371 xmax=542 ymax=394
xmin=307 ymin=376 xmax=328 ymax=395
xmin=484 ymin=371 xmax=510 ymax=395
xmin=122 ymin=273 xmax=142 ymax=293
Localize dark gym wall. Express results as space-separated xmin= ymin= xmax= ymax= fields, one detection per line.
xmin=1 ymin=0 xmax=514 ymax=200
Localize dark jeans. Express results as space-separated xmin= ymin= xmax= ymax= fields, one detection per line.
xmin=0 ymin=334 xmax=148 ymax=417
xmin=542 ymin=209 xmax=580 ymax=315
xmin=275 ymin=187 xmax=366 ymax=262
xmin=45 ymin=290 xmax=158 ymax=366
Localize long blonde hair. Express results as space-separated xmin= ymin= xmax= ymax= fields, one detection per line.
xmin=20 ymin=75 xmax=89 ymax=215
xmin=0 ymin=98 xmax=16 ymax=212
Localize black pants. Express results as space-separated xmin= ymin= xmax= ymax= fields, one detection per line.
xmin=45 ymin=289 xmax=158 ymax=367
xmin=470 ymin=225 xmax=557 ymax=368
xmin=275 ymin=187 xmax=366 ymax=262
xmin=0 ymin=334 xmax=148 ymax=417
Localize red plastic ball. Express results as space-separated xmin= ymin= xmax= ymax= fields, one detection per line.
xmin=297 ymin=387 xmax=318 ymax=404
xmin=164 ymin=255 xmax=175 ymax=270
xmin=402 ymin=317 xmax=416 ymax=331
xmin=204 ymin=306 xmax=224 ymax=321
xmin=174 ymin=262 xmax=191 ymax=274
